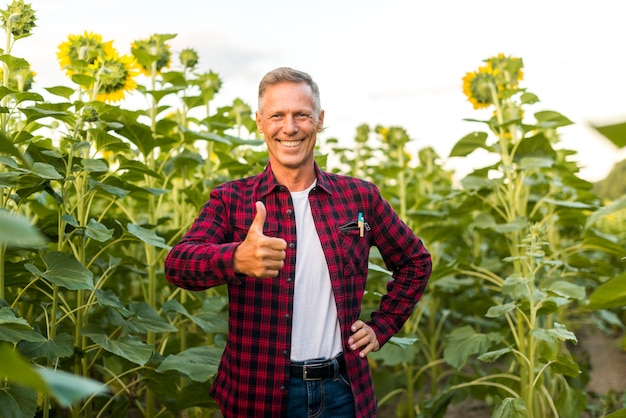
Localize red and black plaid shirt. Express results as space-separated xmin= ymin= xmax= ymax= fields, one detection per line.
xmin=164 ymin=163 xmax=431 ymax=417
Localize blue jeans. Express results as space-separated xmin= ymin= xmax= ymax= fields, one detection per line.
xmin=286 ymin=371 xmax=356 ymax=417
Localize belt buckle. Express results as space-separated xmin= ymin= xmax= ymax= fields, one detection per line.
xmin=302 ymin=362 xmax=324 ymax=381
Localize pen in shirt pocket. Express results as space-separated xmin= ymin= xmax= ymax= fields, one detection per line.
xmin=338 ymin=214 xmax=370 ymax=237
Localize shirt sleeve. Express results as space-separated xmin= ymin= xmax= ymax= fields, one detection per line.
xmin=366 ymin=186 xmax=432 ymax=346
xmin=164 ymin=189 xmax=243 ymax=291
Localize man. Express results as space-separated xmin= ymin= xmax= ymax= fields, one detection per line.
xmin=164 ymin=67 xmax=431 ymax=417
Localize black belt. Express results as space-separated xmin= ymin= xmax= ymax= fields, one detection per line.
xmin=290 ymin=353 xmax=346 ymax=380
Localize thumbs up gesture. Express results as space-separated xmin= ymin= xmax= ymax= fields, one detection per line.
xmin=233 ymin=201 xmax=288 ymax=278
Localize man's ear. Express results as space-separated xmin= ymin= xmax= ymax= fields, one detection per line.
xmin=255 ymin=111 xmax=263 ymax=134
xmin=317 ymin=109 xmax=325 ymax=132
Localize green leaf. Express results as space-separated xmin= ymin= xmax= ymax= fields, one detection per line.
xmin=585 ymin=195 xmax=626 ymax=230
xmin=545 ymin=281 xmax=585 ymax=301
xmin=25 ymin=251 xmax=94 ymax=291
xmin=0 ymin=307 xmax=32 ymax=329
xmin=0 ymin=308 xmax=48 ymax=344
xmin=81 ymin=158 xmax=109 ymax=173
xmin=180 ymin=127 xmax=232 ymax=145
xmin=444 ymin=326 xmax=501 ymax=370
xmin=449 ymin=132 xmax=490 ymax=157
xmin=0 ymin=210 xmax=47 ymax=248
xmin=157 ymin=346 xmax=222 ymax=382
xmin=126 ymin=302 xmax=178 ymax=333
xmin=18 ymin=333 xmax=74 ymax=360
xmin=367 ymin=262 xmax=392 ymax=276
xmin=460 ymin=175 xmax=502 ymax=191
xmin=530 ymin=323 xmax=577 ymax=344
xmin=588 ymin=272 xmax=626 ymax=309
xmin=163 ymin=299 xmax=228 ymax=334
xmin=36 ymin=368 xmax=109 ymax=407
xmin=29 ymin=162 xmax=63 ymax=180
xmin=0 ymin=343 xmax=48 ymax=393
xmin=0 ymin=307 xmax=47 ymax=343
xmin=95 ymin=289 xmax=133 ymax=317
xmin=606 ymin=409 xmax=626 ymax=418
xmin=0 ymin=384 xmax=38 ymax=418
xmin=492 ymin=397 xmax=527 ymax=418
xmin=90 ymin=179 xmax=131 ymax=198
xmin=369 ymin=336 xmax=420 ymax=366
xmin=21 ymin=106 xmax=73 ymax=125
xmin=549 ymin=354 xmax=580 ymax=377
xmin=127 ymin=223 xmax=171 ymax=250
xmin=81 ymin=325 xmax=153 ymax=366
xmin=117 ymin=156 xmax=161 ymax=179
xmin=485 ymin=302 xmax=517 ymax=318
xmin=592 ymin=120 xmax=626 ymax=148
xmin=494 ymin=217 xmax=527 ymax=233
xmin=478 ymin=347 xmax=512 ymax=363
xmin=534 ymin=110 xmax=574 ymax=129
xmin=45 ymin=85 xmax=75 ymax=99
xmin=13 ymin=91 xmax=44 ymax=105
xmin=70 ymin=73 xmax=95 ymax=89
xmin=519 ymin=157 xmax=553 ymax=170
xmin=85 ymin=218 xmax=114 ymax=242
xmin=0 ymin=55 xmax=30 ymax=71
xmin=541 ymin=197 xmax=595 ymax=209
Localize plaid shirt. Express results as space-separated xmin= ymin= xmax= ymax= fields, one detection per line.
xmin=164 ymin=163 xmax=431 ymax=417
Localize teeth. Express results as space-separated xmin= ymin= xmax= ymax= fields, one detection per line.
xmin=281 ymin=140 xmax=301 ymax=148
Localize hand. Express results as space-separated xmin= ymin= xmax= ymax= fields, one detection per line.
xmin=348 ymin=320 xmax=380 ymax=358
xmin=233 ymin=201 xmax=287 ymax=278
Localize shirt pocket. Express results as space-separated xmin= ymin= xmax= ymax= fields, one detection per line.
xmin=337 ymin=220 xmax=369 ymax=277
xmin=233 ymin=218 xmax=280 ymax=241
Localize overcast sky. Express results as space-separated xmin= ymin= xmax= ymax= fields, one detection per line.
xmin=17 ymin=0 xmax=626 ymax=181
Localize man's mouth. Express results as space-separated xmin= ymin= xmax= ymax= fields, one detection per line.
xmin=278 ymin=140 xmax=302 ymax=148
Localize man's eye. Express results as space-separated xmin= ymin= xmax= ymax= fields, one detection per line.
xmin=296 ymin=113 xmax=310 ymax=119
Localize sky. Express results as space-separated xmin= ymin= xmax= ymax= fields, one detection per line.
xmin=14 ymin=0 xmax=626 ymax=182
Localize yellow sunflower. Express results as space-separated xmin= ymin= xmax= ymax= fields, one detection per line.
xmin=488 ymin=53 xmax=524 ymax=89
xmin=463 ymin=54 xmax=526 ymax=110
xmin=57 ymin=31 xmax=115 ymax=77
xmin=131 ymin=34 xmax=173 ymax=76
xmin=90 ymin=53 xmax=138 ymax=103
xmin=462 ymin=63 xmax=496 ymax=110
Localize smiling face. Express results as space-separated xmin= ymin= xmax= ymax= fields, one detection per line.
xmin=256 ymin=81 xmax=324 ymax=182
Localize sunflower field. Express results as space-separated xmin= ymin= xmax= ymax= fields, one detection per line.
xmin=1 ymin=2 xmax=625 ymax=418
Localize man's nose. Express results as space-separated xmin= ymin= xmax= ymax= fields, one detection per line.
xmin=282 ymin=115 xmax=298 ymax=133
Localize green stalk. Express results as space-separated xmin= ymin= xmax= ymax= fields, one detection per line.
xmin=143 ymin=59 xmax=159 ymax=418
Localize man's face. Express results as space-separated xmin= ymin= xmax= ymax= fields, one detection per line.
xmin=255 ymin=81 xmax=324 ymax=172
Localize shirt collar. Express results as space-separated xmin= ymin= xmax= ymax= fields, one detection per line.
xmin=258 ymin=162 xmax=334 ymax=198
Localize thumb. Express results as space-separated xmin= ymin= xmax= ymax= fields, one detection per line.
xmin=249 ymin=201 xmax=267 ymax=235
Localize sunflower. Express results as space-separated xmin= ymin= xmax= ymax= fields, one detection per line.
xmin=463 ymin=54 xmax=526 ymax=110
xmin=462 ymin=63 xmax=496 ymax=110
xmin=1 ymin=0 xmax=37 ymax=38
xmin=90 ymin=53 xmax=138 ymax=103
xmin=57 ymin=31 xmax=115 ymax=76
xmin=0 ymin=66 xmax=36 ymax=91
xmin=488 ymin=53 xmax=524 ymax=89
xmin=131 ymin=34 xmax=173 ymax=76
xmin=179 ymin=48 xmax=199 ymax=69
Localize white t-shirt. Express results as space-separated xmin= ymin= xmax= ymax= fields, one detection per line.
xmin=289 ymin=182 xmax=342 ymax=361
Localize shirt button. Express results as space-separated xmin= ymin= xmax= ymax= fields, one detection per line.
xmin=280 ymin=386 xmax=287 ymax=392
xmin=282 ymin=350 xmax=289 ymax=357
xmin=289 ymin=242 xmax=295 ymax=249
xmin=287 ymin=277 xmax=293 ymax=283
xmin=286 ymin=209 xmax=293 ymax=216
xmin=284 ymin=314 xmax=291 ymax=321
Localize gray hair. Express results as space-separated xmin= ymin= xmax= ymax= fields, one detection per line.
xmin=258 ymin=67 xmax=321 ymax=114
